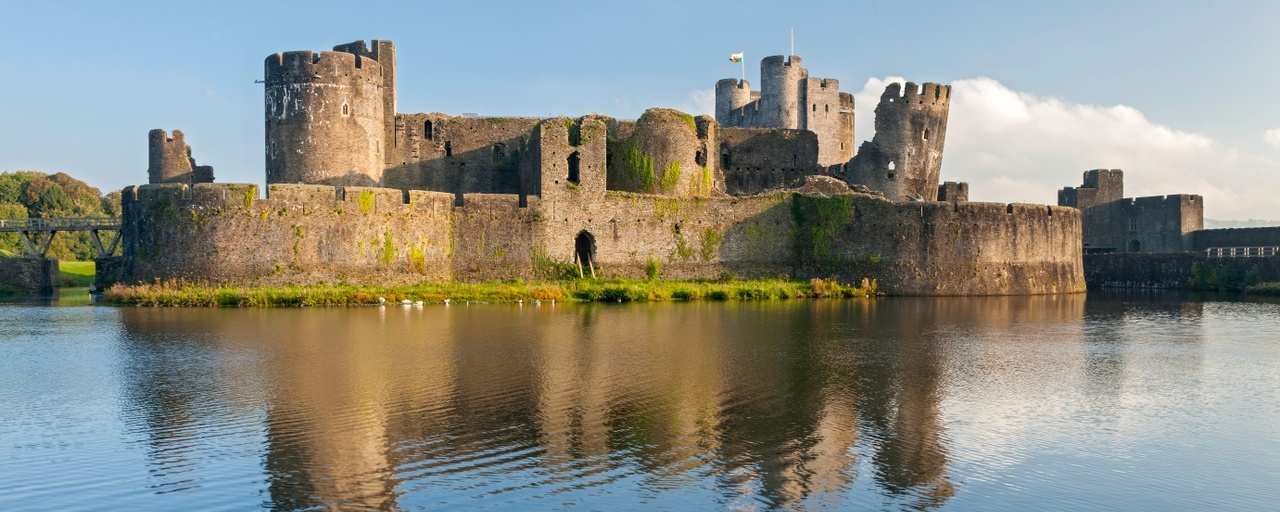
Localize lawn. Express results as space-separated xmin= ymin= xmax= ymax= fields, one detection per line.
xmin=58 ymin=260 xmax=96 ymax=287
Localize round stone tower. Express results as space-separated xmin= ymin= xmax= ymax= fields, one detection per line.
xmin=714 ymin=78 xmax=753 ymax=125
xmin=608 ymin=108 xmax=716 ymax=197
xmin=760 ymin=55 xmax=805 ymax=129
xmin=264 ymin=50 xmax=385 ymax=186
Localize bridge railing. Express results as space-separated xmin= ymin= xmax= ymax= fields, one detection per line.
xmin=1204 ymin=246 xmax=1280 ymax=258
xmin=0 ymin=217 xmax=121 ymax=232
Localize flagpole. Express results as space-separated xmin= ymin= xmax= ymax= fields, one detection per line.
xmin=790 ymin=27 xmax=794 ymax=56
xmin=740 ymin=51 xmax=745 ymax=81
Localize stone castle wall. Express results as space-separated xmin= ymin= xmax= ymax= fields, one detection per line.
xmin=717 ymin=127 xmax=822 ymax=195
xmin=1059 ymin=169 xmax=1205 ymax=253
xmin=114 ymin=179 xmax=1084 ymax=295
xmin=1190 ymin=227 xmax=1280 ymax=250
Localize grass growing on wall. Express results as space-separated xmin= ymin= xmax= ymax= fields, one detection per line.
xmin=103 ymin=277 xmax=878 ymax=307
xmin=358 ymin=190 xmax=376 ymax=214
xmin=660 ymin=161 xmax=682 ymax=193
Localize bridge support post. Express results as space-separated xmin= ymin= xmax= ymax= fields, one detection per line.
xmin=89 ymin=230 xmax=121 ymax=258
xmin=17 ymin=230 xmax=56 ymax=258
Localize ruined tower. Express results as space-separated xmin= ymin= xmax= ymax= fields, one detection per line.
xmin=715 ymin=56 xmax=854 ymax=167
xmin=263 ymin=41 xmax=391 ymax=186
xmin=148 ymin=129 xmax=213 ymax=185
xmin=841 ymin=82 xmax=951 ymax=202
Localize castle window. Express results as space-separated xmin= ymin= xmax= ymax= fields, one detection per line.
xmin=923 ymin=128 xmax=929 ymax=140
xmin=1129 ymin=218 xmax=1138 ymax=232
xmin=812 ymin=104 xmax=817 ymax=112
xmin=721 ymin=152 xmax=732 ymax=168
xmin=825 ymin=104 xmax=829 ymax=113
xmin=792 ymin=154 xmax=797 ymax=166
xmin=695 ymin=150 xmax=707 ymax=167
xmin=445 ymin=141 xmax=452 ymax=157
xmin=424 ymin=120 xmax=433 ymax=140
xmin=568 ymin=151 xmax=581 ymax=184
xmin=493 ymin=143 xmax=506 ymax=164
xmin=342 ymin=103 xmax=349 ymax=115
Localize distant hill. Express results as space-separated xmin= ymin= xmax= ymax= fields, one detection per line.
xmin=1205 ymin=219 xmax=1280 ymax=229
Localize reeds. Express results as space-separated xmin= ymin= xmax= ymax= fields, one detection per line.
xmin=104 ymin=277 xmax=877 ymax=307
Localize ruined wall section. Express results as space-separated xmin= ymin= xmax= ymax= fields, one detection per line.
xmin=536 ymin=116 xmax=608 ymax=202
xmin=264 ymin=50 xmax=385 ymax=186
xmin=937 ymin=181 xmax=968 ymax=202
xmin=802 ymin=78 xmax=855 ymax=166
xmin=606 ymin=109 xmax=717 ymax=197
xmin=118 ymin=183 xmax=455 ymax=285
xmin=148 ymin=129 xmax=213 ymax=185
xmin=331 ymin=40 xmax=397 ymax=161
xmin=842 ymin=82 xmax=951 ymax=201
xmin=718 ymin=127 xmax=821 ymax=195
xmin=383 ymin=114 xmax=537 ymax=197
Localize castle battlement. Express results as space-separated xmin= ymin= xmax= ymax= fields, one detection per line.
xmin=264 ymin=50 xmax=383 ymax=84
xmin=762 ymin=55 xmax=803 ymax=68
xmin=886 ymin=82 xmax=952 ymax=107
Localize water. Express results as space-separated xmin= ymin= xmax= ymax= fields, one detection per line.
xmin=1 ymin=291 xmax=1278 ymax=511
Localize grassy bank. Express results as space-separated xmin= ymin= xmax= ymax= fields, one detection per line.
xmin=58 ymin=260 xmax=95 ymax=287
xmin=104 ymin=277 xmax=878 ymax=307
xmin=1246 ymin=282 xmax=1280 ymax=296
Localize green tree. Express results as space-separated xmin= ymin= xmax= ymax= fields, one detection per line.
xmin=0 ymin=170 xmax=115 ymax=260
xmin=0 ymin=202 xmax=27 ymax=256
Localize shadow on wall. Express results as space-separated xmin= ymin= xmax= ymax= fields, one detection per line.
xmin=380 ymin=136 xmax=524 ymax=196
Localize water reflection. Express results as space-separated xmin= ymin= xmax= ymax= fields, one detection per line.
xmin=115 ymin=295 xmax=1092 ymax=510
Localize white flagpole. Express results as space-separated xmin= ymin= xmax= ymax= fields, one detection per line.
xmin=790 ymin=27 xmax=794 ymax=56
xmin=740 ymin=51 xmax=745 ymax=81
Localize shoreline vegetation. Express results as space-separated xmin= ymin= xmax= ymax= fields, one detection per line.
xmin=104 ymin=277 xmax=879 ymax=307
xmin=1246 ymin=282 xmax=1280 ymax=296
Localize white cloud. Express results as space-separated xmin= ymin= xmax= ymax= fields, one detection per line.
xmin=1265 ymin=128 xmax=1280 ymax=148
xmin=679 ymin=88 xmax=715 ymax=117
xmin=852 ymin=77 xmax=1279 ymax=220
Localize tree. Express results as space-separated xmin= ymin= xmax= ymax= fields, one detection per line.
xmin=0 ymin=170 xmax=115 ymax=260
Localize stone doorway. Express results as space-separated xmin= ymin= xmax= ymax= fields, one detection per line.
xmin=574 ymin=230 xmax=596 ymax=278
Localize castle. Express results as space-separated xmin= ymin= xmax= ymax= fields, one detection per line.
xmin=105 ymin=39 xmax=1085 ymax=296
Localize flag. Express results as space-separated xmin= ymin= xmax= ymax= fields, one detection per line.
xmin=729 ymin=52 xmax=743 ymax=63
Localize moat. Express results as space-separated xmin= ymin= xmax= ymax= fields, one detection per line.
xmin=2 ymin=293 xmax=1278 ymax=511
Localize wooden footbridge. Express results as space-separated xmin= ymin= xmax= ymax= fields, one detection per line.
xmin=0 ymin=217 xmax=121 ymax=258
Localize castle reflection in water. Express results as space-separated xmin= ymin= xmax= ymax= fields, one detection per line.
xmin=115 ymin=294 xmax=1168 ymax=510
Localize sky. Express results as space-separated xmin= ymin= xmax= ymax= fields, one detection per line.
xmin=2 ymin=0 xmax=1278 ymax=220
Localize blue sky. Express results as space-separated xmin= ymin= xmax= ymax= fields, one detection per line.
xmin=2 ymin=0 xmax=1278 ymax=219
